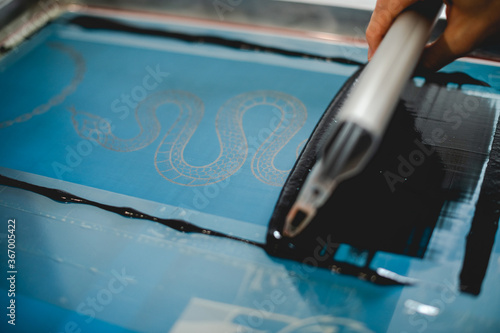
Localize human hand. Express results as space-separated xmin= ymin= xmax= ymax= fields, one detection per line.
xmin=366 ymin=0 xmax=500 ymax=71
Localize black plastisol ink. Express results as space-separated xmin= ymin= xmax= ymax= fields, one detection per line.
xmin=267 ymin=66 xmax=446 ymax=266
xmin=0 ymin=174 xmax=264 ymax=248
xmin=0 ymin=171 xmax=410 ymax=285
xmin=0 ymin=172 xmax=412 ymax=286
xmin=267 ymin=65 xmax=499 ymax=295
xmin=65 ymin=15 xmax=364 ymax=66
xmin=31 ymin=15 xmax=497 ymax=89
xmin=459 ymin=119 xmax=500 ymax=295
xmin=413 ymin=69 xmax=491 ymax=88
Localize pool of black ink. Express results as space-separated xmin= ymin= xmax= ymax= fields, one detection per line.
xmin=0 ymin=174 xmax=265 ymax=248
xmin=266 ymin=66 xmax=500 ymax=295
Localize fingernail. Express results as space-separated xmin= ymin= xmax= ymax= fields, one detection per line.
xmin=367 ymin=48 xmax=373 ymax=60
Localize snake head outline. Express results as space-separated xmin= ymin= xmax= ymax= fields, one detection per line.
xmin=68 ymin=106 xmax=114 ymax=142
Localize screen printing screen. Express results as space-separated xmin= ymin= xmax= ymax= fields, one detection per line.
xmin=0 ymin=7 xmax=499 ymax=333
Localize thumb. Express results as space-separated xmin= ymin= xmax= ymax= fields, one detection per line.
xmin=420 ymin=35 xmax=459 ymax=72
xmin=420 ymin=14 xmax=482 ymax=71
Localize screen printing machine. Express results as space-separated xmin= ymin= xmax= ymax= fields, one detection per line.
xmin=0 ymin=0 xmax=499 ymax=332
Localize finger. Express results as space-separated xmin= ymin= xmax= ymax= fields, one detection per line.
xmin=366 ymin=0 xmax=419 ymax=59
xmin=420 ymin=14 xmax=483 ymax=71
xmin=420 ymin=38 xmax=457 ymax=71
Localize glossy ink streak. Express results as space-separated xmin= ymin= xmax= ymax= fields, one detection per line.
xmin=268 ymin=65 xmax=499 ymax=295
xmin=0 ymin=173 xmax=409 ymax=286
xmin=459 ymin=116 xmax=500 ymax=295
xmin=66 ymin=15 xmax=364 ymax=66
xmin=0 ymin=174 xmax=264 ymax=248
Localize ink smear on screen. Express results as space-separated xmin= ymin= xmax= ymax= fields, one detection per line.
xmin=267 ymin=66 xmax=500 ymax=295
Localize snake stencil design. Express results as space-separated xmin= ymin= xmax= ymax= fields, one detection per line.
xmin=0 ymin=42 xmax=86 ymax=129
xmin=0 ymin=43 xmax=308 ymax=187
xmin=71 ymin=90 xmax=307 ymax=187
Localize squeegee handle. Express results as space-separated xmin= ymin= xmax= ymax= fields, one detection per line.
xmin=337 ymin=0 xmax=443 ymax=137
xmin=283 ymin=1 xmax=443 ymax=238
